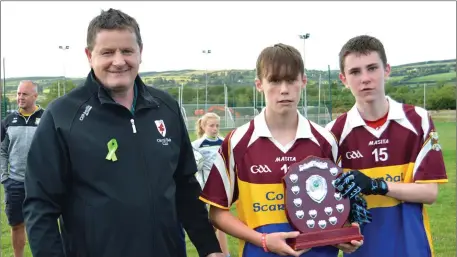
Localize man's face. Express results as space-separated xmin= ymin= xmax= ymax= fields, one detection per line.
xmin=85 ymin=29 xmax=142 ymax=92
xmin=339 ymin=51 xmax=390 ymax=104
xmin=255 ymin=73 xmax=307 ymax=116
xmin=17 ymin=82 xmax=37 ymax=110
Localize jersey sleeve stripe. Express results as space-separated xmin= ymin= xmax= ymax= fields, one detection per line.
xmin=220 ymin=130 xmax=234 ymax=183
xmin=415 ymin=179 xmax=448 ymax=184
xmin=199 ymin=196 xmax=231 ymax=210
xmin=421 ymin=136 xmax=431 ymax=148
xmin=212 ymin=154 xmax=234 ymax=206
xmin=412 ymin=131 xmax=446 ymax=182
xmin=222 ymin=125 xmax=250 ymax=206
xmin=414 ymin=106 xmax=431 ymax=141
xmin=412 ymin=138 xmax=432 ymax=178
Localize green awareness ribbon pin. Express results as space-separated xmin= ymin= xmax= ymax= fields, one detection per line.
xmin=106 ymin=139 xmax=118 ymax=162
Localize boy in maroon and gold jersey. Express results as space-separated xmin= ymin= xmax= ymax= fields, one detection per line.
xmin=328 ymin=35 xmax=448 ymax=257
xmin=199 ymin=43 xmax=369 ymax=257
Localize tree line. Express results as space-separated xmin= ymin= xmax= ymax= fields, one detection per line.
xmin=1 ymin=78 xmax=450 ymax=113
xmin=1 ymin=59 xmax=455 ymax=114
xmin=141 ymin=61 xmax=455 ymax=88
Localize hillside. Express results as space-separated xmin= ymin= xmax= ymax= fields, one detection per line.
xmin=2 ymin=59 xmax=455 ymax=91
xmin=139 ymin=59 xmax=456 ymax=88
xmin=1 ymin=59 xmax=455 ymax=113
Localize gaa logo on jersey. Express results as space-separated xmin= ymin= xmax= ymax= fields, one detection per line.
xmin=345 ymin=150 xmax=363 ymax=159
xmin=250 ymin=165 xmax=272 ymax=174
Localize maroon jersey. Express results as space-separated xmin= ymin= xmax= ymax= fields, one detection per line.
xmin=200 ymin=109 xmax=340 ymax=257
xmin=326 ymin=96 xmax=448 ymax=257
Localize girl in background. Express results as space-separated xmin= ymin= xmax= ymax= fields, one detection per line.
xmin=192 ymin=112 xmax=230 ymax=257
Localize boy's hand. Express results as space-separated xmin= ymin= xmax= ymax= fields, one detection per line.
xmin=265 ymin=231 xmax=310 ymax=256
xmin=334 ymin=223 xmax=363 ymax=254
xmin=334 ymin=170 xmax=388 ymax=199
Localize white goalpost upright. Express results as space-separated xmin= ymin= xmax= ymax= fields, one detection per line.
xmin=297 ymin=73 xmax=331 ymax=126
xmin=223 ymin=84 xmax=235 ymax=128
xmin=318 ymin=74 xmax=321 ymax=125
xmin=178 ymin=84 xmax=189 ymax=128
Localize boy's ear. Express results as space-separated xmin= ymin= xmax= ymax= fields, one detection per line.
xmin=302 ymin=73 xmax=308 ymax=89
xmin=339 ymin=73 xmax=350 ymax=89
xmin=255 ymin=78 xmax=263 ymax=92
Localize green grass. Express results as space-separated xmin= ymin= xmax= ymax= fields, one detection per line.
xmin=387 ymin=76 xmax=406 ymax=82
xmin=408 ymin=72 xmax=456 ymax=83
xmin=425 ymin=122 xmax=456 ymax=256
xmin=1 ymin=123 xmax=455 ymax=257
xmin=187 ymin=122 xmax=457 ymax=257
xmin=401 ymin=61 xmax=456 ymax=68
xmin=141 ymin=70 xmax=221 ymax=83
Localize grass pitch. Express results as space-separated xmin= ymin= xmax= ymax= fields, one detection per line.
xmin=1 ymin=122 xmax=455 ymax=257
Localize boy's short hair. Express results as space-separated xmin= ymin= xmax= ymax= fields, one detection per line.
xmin=339 ymin=35 xmax=387 ymax=74
xmin=256 ymin=43 xmax=304 ymax=82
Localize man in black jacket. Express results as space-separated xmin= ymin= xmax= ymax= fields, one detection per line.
xmin=23 ymin=8 xmax=224 ymax=257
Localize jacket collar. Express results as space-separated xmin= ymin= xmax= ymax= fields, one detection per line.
xmin=15 ymin=105 xmax=43 ymax=117
xmin=85 ymin=69 xmax=159 ymax=110
xmin=254 ymin=107 xmax=314 ymax=139
xmin=346 ymin=96 xmax=405 ymax=129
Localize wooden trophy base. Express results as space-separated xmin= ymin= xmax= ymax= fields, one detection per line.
xmin=286 ymin=225 xmax=364 ymax=250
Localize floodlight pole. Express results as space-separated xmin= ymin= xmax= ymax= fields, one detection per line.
xmin=423 ymin=83 xmax=426 ymax=109
xmin=2 ymin=58 xmax=6 ymax=117
xmin=299 ymin=33 xmax=310 ymax=117
xmin=202 ymin=49 xmax=211 ymax=112
xmin=59 ymin=45 xmax=70 ymax=96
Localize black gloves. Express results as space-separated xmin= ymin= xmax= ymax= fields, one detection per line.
xmin=334 ymin=170 xmax=389 ymax=199
xmin=332 ymin=170 xmax=388 ymax=226
xmin=348 ymin=194 xmax=372 ymax=225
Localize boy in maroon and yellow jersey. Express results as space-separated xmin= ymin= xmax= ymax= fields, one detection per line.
xmin=328 ymin=35 xmax=448 ymax=257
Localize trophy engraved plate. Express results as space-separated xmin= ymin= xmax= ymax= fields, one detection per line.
xmin=283 ymin=156 xmax=364 ymax=250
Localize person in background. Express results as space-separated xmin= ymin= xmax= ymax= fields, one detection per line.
xmin=1 ymin=80 xmax=44 ymax=257
xmin=192 ymin=112 xmax=230 ymax=257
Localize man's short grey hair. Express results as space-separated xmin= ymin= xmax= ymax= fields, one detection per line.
xmin=18 ymin=80 xmax=38 ymax=93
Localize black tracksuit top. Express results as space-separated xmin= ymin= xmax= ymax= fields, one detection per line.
xmin=23 ymin=71 xmax=221 ymax=257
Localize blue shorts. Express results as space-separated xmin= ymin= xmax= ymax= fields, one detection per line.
xmin=2 ymin=178 xmax=25 ymax=226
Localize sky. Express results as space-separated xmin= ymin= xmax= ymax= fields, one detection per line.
xmin=1 ymin=1 xmax=456 ymax=79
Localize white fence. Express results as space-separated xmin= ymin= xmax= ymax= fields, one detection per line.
xmin=181 ymin=104 xmax=331 ymax=131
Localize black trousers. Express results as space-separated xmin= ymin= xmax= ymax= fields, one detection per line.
xmin=59 ymin=216 xmax=73 ymax=257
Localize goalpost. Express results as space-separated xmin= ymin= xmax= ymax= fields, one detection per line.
xmin=300 ymin=74 xmax=332 ymax=126
xmin=178 ymin=84 xmax=189 ymax=128
xmin=231 ymin=107 xmax=259 ymax=127
xmin=223 ymin=84 xmax=235 ymax=128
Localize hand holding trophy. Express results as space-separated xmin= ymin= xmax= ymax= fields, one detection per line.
xmin=282 ymin=156 xmax=371 ymax=250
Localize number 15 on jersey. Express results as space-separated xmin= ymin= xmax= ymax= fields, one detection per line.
xmin=372 ymin=147 xmax=389 ymax=162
